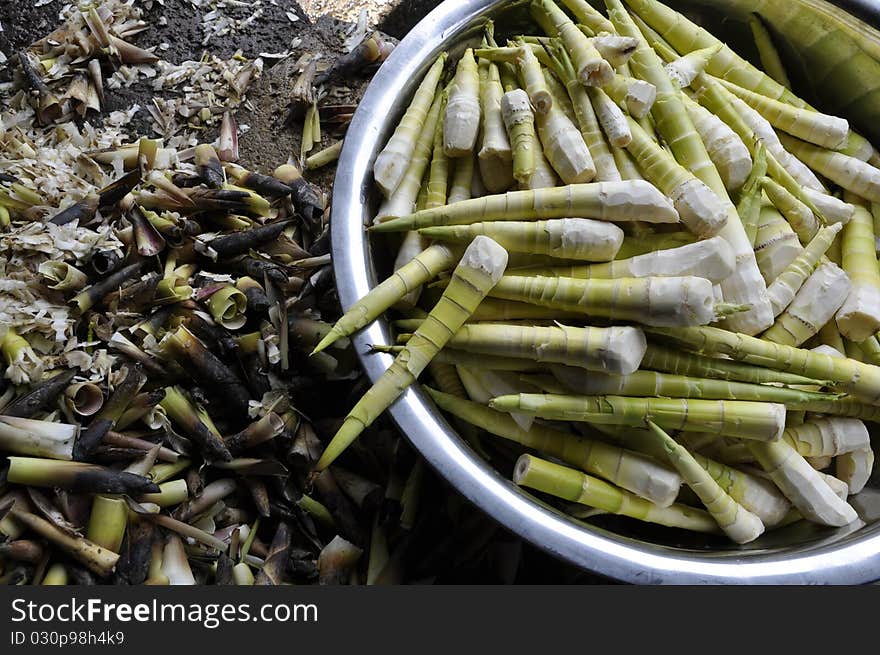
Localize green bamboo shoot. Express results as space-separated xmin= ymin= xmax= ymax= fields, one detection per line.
xmin=374 ymin=53 xmax=447 ymax=196
xmin=624 ymin=115 xmax=727 ymax=237
xmin=646 ymin=325 xmax=880 ymax=403
xmin=528 ymin=236 xmax=734 ymax=283
xmin=747 ymin=13 xmax=791 ymax=89
xmin=419 ymin=218 xmax=623 ymax=261
xmin=647 ymin=421 xmax=764 ymax=543
xmin=835 ymin=198 xmax=880 ymax=341
xmin=767 ymin=223 xmax=844 ymax=316
xmin=488 ymin=274 xmax=721 ymax=327
xmin=748 ymin=439 xmax=858 ymax=526
xmin=780 ymin=133 xmax=880 ymax=203
xmin=479 ymin=58 xmax=513 ymax=192
xmin=315 ymin=236 xmax=509 ymax=471
xmin=761 ymin=176 xmax=820 ymax=244
xmin=762 ymin=262 xmax=851 ymax=347
xmin=444 ymin=49 xmax=481 ymax=158
xmin=513 ymin=454 xmax=720 ymax=533
xmin=501 ymin=89 xmax=538 ymax=184
xmin=369 ymin=181 xmax=679 ymax=233
xmin=490 ymin=393 xmax=786 ymax=441
xmin=313 ymin=244 xmax=457 ymax=354
xmin=438 ymin=322 xmax=646 ymax=374
xmin=428 ymin=387 xmax=681 ymax=505
xmin=719 ymin=79 xmax=849 ymax=151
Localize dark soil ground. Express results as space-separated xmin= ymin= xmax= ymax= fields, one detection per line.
xmin=0 ymin=0 xmax=601 ymax=584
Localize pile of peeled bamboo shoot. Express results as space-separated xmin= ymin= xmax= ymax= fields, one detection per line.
xmin=313 ymin=0 xmax=880 ymax=545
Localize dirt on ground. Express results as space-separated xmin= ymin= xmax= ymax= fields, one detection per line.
xmin=233 ymin=13 xmax=363 ymax=176
xmin=0 ymin=0 xmax=437 ymax=174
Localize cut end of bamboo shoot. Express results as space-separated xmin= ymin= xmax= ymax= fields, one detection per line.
xmin=457 ymin=235 xmax=509 ymax=282
xmin=750 ymin=440 xmax=859 ymax=527
xmin=836 ymin=285 xmax=880 ymax=342
xmin=669 ymin=178 xmax=728 ymax=237
xmin=579 ymin=58 xmax=614 ymax=88
xmin=837 ymin=447 xmax=874 ymax=495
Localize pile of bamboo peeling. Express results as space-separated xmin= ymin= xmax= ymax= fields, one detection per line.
xmin=314 ymin=0 xmax=880 ymax=545
xmin=0 ymin=1 xmax=410 ymax=586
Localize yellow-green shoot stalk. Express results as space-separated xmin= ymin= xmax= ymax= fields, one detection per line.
xmin=369 ymin=180 xmax=679 ymax=233
xmin=606 ymin=0 xmax=773 ymax=335
xmin=640 ymin=342 xmax=822 ymax=386
xmin=444 ymin=49 xmax=481 ymax=158
xmin=430 ymin=322 xmax=646 ymax=374
xmin=478 ymin=56 xmax=513 ymax=193
xmin=428 ymin=387 xmax=681 ymax=505
xmin=551 ymin=366 xmax=840 ymax=409
xmin=528 ymin=235 xmax=735 ymax=283
xmin=835 ymin=196 xmax=880 ymax=341
xmin=312 ymin=243 xmax=457 ymax=355
xmin=490 ymin=393 xmax=786 ymax=442
xmin=315 ymin=236 xmax=509 ymax=471
xmin=748 ymin=439 xmax=858 ymax=527
xmin=624 ymin=114 xmax=726 ymax=237
xmin=767 ymin=223 xmax=844 ymax=317
xmin=500 ymin=89 xmax=538 ymax=184
xmin=647 ymin=421 xmax=764 ymax=544
xmin=513 ymin=454 xmax=719 ymax=533
xmin=747 ymin=13 xmax=791 ymax=89
xmin=779 ymin=133 xmax=880 ymax=203
xmin=373 ymin=53 xmax=446 ymax=196
xmin=0 ymin=416 xmax=77 ymax=460
xmin=419 ymin=218 xmax=623 ymax=262
xmin=645 ymin=325 xmax=880 ymax=404
xmin=762 ymin=262 xmax=851 ymax=347
xmin=761 ymin=176 xmax=820 ymax=245
xmin=488 ymin=274 xmax=726 ymax=327
xmin=718 ymin=79 xmax=849 ymax=151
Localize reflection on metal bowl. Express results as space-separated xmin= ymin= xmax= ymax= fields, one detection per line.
xmin=331 ymin=0 xmax=880 ymax=583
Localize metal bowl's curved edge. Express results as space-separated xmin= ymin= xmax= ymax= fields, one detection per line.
xmin=331 ymin=0 xmax=880 ymax=584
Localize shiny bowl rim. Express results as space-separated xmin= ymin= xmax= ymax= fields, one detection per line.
xmin=330 ymin=0 xmax=880 ymax=584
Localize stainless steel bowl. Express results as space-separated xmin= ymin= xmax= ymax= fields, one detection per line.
xmin=332 ymin=0 xmax=880 ymax=583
